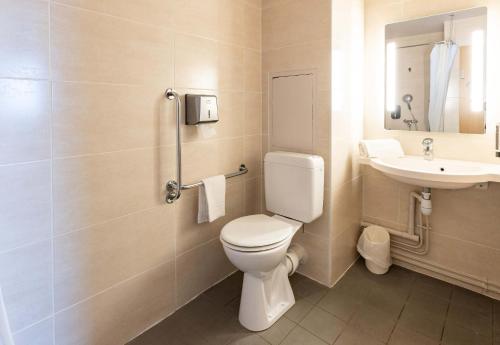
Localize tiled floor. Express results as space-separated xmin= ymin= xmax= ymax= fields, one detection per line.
xmin=129 ymin=260 xmax=500 ymax=345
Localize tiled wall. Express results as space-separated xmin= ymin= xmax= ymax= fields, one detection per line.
xmin=329 ymin=0 xmax=364 ymax=285
xmin=262 ymin=0 xmax=333 ymax=285
xmin=0 ymin=0 xmax=262 ymax=344
xmin=363 ymin=0 xmax=500 ymax=298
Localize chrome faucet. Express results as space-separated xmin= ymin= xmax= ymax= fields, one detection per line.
xmin=422 ymin=138 xmax=434 ymax=160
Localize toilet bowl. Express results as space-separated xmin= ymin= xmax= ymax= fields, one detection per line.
xmin=220 ymin=151 xmax=325 ymax=331
xmin=221 ymin=214 xmax=302 ymax=331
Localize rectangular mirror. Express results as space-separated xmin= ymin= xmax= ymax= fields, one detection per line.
xmin=385 ymin=7 xmax=487 ymax=133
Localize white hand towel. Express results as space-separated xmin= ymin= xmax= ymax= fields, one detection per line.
xmin=359 ymin=139 xmax=405 ymax=159
xmin=198 ymin=175 xmax=226 ymax=224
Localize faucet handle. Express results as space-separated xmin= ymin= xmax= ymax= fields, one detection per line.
xmin=422 ymin=138 xmax=433 ymax=147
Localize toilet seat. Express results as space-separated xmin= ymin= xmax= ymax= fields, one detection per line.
xmin=221 ymin=214 xmax=299 ymax=252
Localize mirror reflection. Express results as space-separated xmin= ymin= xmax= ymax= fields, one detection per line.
xmin=385 ymin=7 xmax=487 ymax=133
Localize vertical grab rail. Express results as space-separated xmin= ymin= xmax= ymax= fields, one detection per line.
xmin=165 ymin=88 xmax=182 ymax=203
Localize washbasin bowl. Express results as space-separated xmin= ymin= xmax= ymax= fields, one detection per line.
xmin=364 ymin=156 xmax=500 ymax=189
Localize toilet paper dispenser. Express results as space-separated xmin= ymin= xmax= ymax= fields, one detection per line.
xmin=185 ymin=94 xmax=219 ymax=125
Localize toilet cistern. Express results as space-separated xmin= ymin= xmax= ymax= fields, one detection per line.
xmin=422 ymin=138 xmax=434 ymax=160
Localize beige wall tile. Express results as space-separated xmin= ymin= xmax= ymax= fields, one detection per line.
xmin=55 ymin=261 xmax=175 ymax=345
xmin=171 ymin=0 xmax=220 ymax=40
xmin=243 ymin=135 xmax=262 ymax=179
xmin=244 ymin=0 xmax=262 ymax=8
xmin=0 ymin=0 xmax=49 ymax=79
xmin=174 ymin=33 xmax=219 ymax=90
xmin=0 ymin=241 xmax=53 ymax=332
xmin=263 ymin=39 xmax=331 ymax=91
xmin=54 ymin=206 xmax=174 ymax=310
xmin=362 ymin=169 xmax=399 ymax=223
xmin=262 ymin=0 xmax=331 ymax=51
xmin=243 ymin=3 xmax=262 ymax=50
xmin=56 ymin=0 xmax=175 ymax=29
xmin=176 ymin=239 xmax=235 ymax=306
xmin=13 ymin=317 xmax=53 ymax=345
xmin=53 ymin=148 xmax=160 ymax=234
xmin=53 ymin=82 xmax=176 ymax=157
xmin=219 ymin=137 xmax=245 ymax=174
xmin=245 ymin=92 xmax=263 ymax=136
xmin=430 ymin=184 xmax=500 ymax=248
xmin=0 ymin=79 xmax=51 ymax=164
xmin=244 ymin=177 xmax=262 ymax=214
xmin=0 ymin=161 xmax=51 ymax=252
xmin=217 ymin=0 xmax=246 ymax=46
xmin=218 ymin=43 xmax=245 ymax=91
xmin=51 ymin=3 xmax=174 ymax=84
xmin=330 ymin=224 xmax=360 ymax=284
xmin=244 ymin=49 xmax=263 ymax=92
xmin=332 ymin=178 xmax=362 ymax=239
xmin=218 ymin=91 xmax=246 ymax=139
xmin=293 ymin=231 xmax=330 ymax=284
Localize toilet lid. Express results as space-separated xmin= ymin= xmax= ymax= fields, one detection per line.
xmin=221 ymin=214 xmax=293 ymax=248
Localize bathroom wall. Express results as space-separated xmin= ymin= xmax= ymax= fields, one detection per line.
xmin=329 ymin=0 xmax=365 ymax=285
xmin=262 ymin=0 xmax=364 ymax=286
xmin=262 ymin=0 xmax=333 ymax=285
xmin=0 ymin=1 xmax=262 ymax=344
xmin=363 ymin=0 xmax=500 ymax=298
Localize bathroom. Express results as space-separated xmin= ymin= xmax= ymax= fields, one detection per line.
xmin=0 ymin=0 xmax=499 ymax=344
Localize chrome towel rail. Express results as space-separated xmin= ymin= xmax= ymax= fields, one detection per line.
xmin=164 ymin=88 xmax=248 ymax=204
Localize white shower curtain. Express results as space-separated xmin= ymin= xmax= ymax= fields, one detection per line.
xmin=0 ymin=286 xmax=15 ymax=345
xmin=428 ymin=42 xmax=458 ymax=132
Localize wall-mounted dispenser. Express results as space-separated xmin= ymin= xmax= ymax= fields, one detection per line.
xmin=185 ymin=94 xmax=219 ymax=125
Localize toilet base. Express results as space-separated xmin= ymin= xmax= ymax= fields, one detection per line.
xmin=238 ymin=259 xmax=295 ymax=331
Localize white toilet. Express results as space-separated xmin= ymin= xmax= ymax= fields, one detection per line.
xmin=220 ymin=151 xmax=324 ymax=331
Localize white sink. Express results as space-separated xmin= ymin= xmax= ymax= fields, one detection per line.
xmin=363 ymin=155 xmax=500 ymax=189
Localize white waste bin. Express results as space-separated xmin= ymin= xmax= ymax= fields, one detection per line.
xmin=357 ymin=225 xmax=392 ymax=274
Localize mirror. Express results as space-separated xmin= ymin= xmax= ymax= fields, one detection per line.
xmin=385 ymin=7 xmax=487 ymax=133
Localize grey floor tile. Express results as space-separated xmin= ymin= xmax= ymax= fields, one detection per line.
xmin=228 ymin=334 xmax=271 ymax=345
xmin=447 ymin=303 xmax=492 ymax=337
xmin=127 ymin=325 xmax=190 ymax=345
xmin=258 ymin=317 xmax=296 ymax=345
xmin=281 ymin=326 xmax=328 ymax=345
xmin=405 ymin=289 xmax=449 ymax=316
xmin=203 ymin=271 xmax=243 ymax=306
xmin=317 ymin=286 xmax=363 ymax=322
xmin=348 ymin=304 xmax=397 ymax=343
xmin=398 ymin=303 xmax=446 ymax=341
xmin=451 ymin=287 xmax=493 ymax=317
xmin=442 ymin=321 xmax=492 ymax=345
xmin=388 ymin=324 xmax=439 ymax=345
xmin=412 ymin=273 xmax=453 ymax=300
xmin=363 ymin=284 xmax=408 ymax=318
xmin=284 ymin=298 xmax=315 ymax=323
xmin=291 ymin=274 xmax=329 ymax=304
xmin=333 ymin=325 xmax=385 ymax=345
xmin=300 ymin=307 xmax=346 ymax=344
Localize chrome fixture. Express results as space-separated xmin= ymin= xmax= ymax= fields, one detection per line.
xmin=402 ymin=94 xmax=419 ymax=131
xmin=402 ymin=94 xmax=413 ymax=110
xmin=164 ymin=88 xmax=248 ymax=204
xmin=422 ymin=138 xmax=434 ymax=160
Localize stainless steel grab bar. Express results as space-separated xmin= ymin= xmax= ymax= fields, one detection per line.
xmin=164 ymin=88 xmax=248 ymax=204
